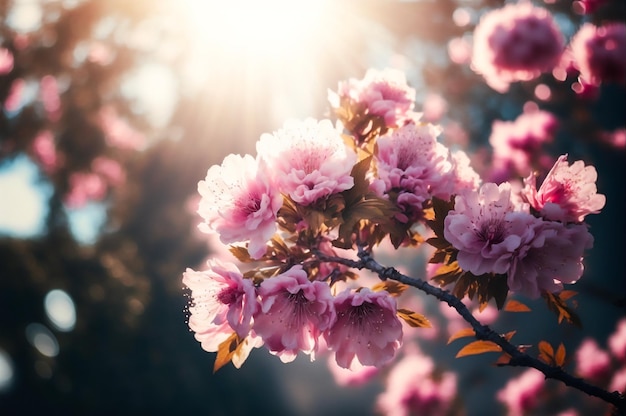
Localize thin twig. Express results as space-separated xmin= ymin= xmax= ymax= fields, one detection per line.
xmin=315 ymin=248 xmax=626 ymax=415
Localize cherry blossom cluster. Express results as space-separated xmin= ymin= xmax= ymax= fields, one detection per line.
xmin=470 ymin=1 xmax=626 ymax=94
xmin=184 ymin=68 xmax=605 ymax=372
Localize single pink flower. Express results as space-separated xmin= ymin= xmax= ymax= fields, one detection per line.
xmin=197 ymin=153 xmax=283 ymax=259
xmin=523 ymin=154 xmax=606 ymax=223
xmin=39 ymin=75 xmax=61 ymax=122
xmin=256 ymin=118 xmax=356 ymax=206
xmin=183 ymin=259 xmax=258 ymax=352
xmin=609 ymin=366 xmax=626 ymax=393
xmin=609 ymin=318 xmax=626 ymax=362
xmin=325 ymin=288 xmax=402 ymax=369
xmin=472 ymin=2 xmax=564 ymax=92
xmin=0 ymin=47 xmax=14 ymax=75
xmin=376 ymin=353 xmax=457 ymax=416
xmin=444 ymin=182 xmax=539 ymax=276
xmin=91 ymin=156 xmax=125 ymax=187
xmin=508 ymin=221 xmax=593 ymax=298
xmin=575 ymin=338 xmax=612 ymax=381
xmin=496 ymin=369 xmax=545 ymax=416
xmin=64 ymin=172 xmax=107 ymax=208
xmin=253 ymin=266 xmax=336 ymax=363
xmin=330 ymin=68 xmax=417 ymax=128
xmin=570 ymin=23 xmax=626 ymax=87
xmin=31 ymin=130 xmax=59 ymax=174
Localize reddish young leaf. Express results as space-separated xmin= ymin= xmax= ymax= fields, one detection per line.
xmin=538 ymin=340 xmax=555 ymax=365
xmin=555 ymin=343 xmax=566 ymax=367
xmin=494 ymin=353 xmax=512 ymax=366
xmin=397 ymin=308 xmax=432 ymax=328
xmin=504 ymin=300 xmax=532 ymax=312
xmin=543 ymin=291 xmax=582 ymax=327
xmin=456 ymin=340 xmax=502 ymax=358
xmin=447 ymin=327 xmax=475 ymax=344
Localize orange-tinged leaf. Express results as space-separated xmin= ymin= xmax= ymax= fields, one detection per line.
xmin=456 ymin=340 xmax=502 ymax=358
xmin=229 ymin=246 xmax=253 ymax=262
xmin=371 ymin=280 xmax=409 ymax=297
xmin=555 ymin=343 xmax=566 ymax=367
xmin=543 ymin=291 xmax=582 ymax=327
xmin=504 ymin=299 xmax=532 ymax=312
xmin=494 ymin=353 xmax=512 ymax=366
xmin=559 ymin=290 xmax=578 ymax=301
xmin=503 ymin=331 xmax=517 ymax=342
xmin=397 ymin=308 xmax=432 ymax=328
xmin=214 ymin=333 xmax=243 ymax=373
xmin=447 ymin=327 xmax=475 ymax=344
xmin=538 ymin=340 xmax=555 ymax=365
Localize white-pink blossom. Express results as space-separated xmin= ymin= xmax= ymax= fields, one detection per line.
xmin=575 ymin=338 xmax=612 ymax=381
xmin=496 ymin=369 xmax=545 ymax=416
xmin=325 ymin=288 xmax=402 ymax=369
xmin=0 ymin=47 xmax=14 ymax=75
xmin=570 ymin=23 xmax=626 ymax=87
xmin=197 ymin=153 xmax=283 ymax=259
xmin=444 ymin=182 xmax=539 ymax=276
xmin=376 ymin=352 xmax=457 ymax=416
xmin=523 ymin=155 xmax=606 ymax=223
xmin=256 ymin=118 xmax=356 ymax=206
xmin=330 ymin=68 xmax=417 ymax=128
xmin=508 ymin=222 xmax=593 ymax=298
xmin=253 ymin=266 xmax=336 ymax=363
xmin=472 ymin=3 xmax=564 ymax=92
xmin=183 ymin=260 xmax=258 ymax=352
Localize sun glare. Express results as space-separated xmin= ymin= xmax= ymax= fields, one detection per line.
xmin=181 ymin=0 xmax=327 ymax=59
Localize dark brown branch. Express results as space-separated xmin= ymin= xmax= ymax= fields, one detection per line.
xmin=316 ymin=247 xmax=626 ymax=415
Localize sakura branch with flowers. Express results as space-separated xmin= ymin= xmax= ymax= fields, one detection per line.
xmin=182 ymin=1 xmax=626 ymax=409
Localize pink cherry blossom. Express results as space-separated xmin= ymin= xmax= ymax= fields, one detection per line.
xmin=508 ymin=221 xmax=593 ymax=298
xmin=99 ymin=106 xmax=146 ymax=150
xmin=197 ymin=153 xmax=283 ymax=259
xmin=570 ymin=23 xmax=626 ymax=87
xmin=448 ymin=36 xmax=472 ymax=65
xmin=375 ymin=123 xmax=453 ymax=221
xmin=326 ymin=354 xmax=379 ymax=386
xmin=183 ymin=259 xmax=258 ymax=352
xmin=497 ymin=369 xmax=545 ymax=416
xmin=609 ymin=366 xmax=626 ymax=393
xmin=608 ymin=318 xmax=626 ymax=362
xmin=64 ymin=172 xmax=107 ymax=208
xmin=39 ymin=75 xmax=61 ymax=122
xmin=575 ymin=338 xmax=612 ymax=381
xmin=449 ymin=150 xmax=481 ymax=196
xmin=523 ymin=155 xmax=606 ymax=223
xmin=330 ymin=68 xmax=417 ymax=128
xmin=92 ymin=156 xmax=125 ymax=187
xmin=256 ymin=118 xmax=356 ymax=206
xmin=471 ymin=2 xmax=564 ymax=92
xmin=31 ymin=130 xmax=60 ymax=174
xmin=376 ymin=352 xmax=457 ymax=416
xmin=422 ymin=93 xmax=448 ymax=122
xmin=444 ymin=182 xmax=540 ymax=276
xmin=4 ymin=78 xmax=25 ymax=112
xmin=573 ymin=0 xmax=607 ymax=14
xmin=0 ymin=47 xmax=14 ymax=75
xmin=325 ymin=288 xmax=402 ymax=369
xmin=253 ymin=266 xmax=336 ymax=363
xmin=489 ymin=110 xmax=558 ymax=181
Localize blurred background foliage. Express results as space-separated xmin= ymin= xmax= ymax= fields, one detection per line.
xmin=0 ymin=0 xmax=624 ymax=415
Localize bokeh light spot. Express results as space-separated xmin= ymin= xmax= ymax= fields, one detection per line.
xmin=44 ymin=290 xmax=77 ymax=332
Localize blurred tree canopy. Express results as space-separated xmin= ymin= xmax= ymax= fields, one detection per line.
xmin=0 ymin=0 xmax=624 ymax=415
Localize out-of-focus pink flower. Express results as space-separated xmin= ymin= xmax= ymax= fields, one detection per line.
xmin=91 ymin=156 xmax=125 ymax=186
xmin=31 ymin=130 xmax=60 ymax=174
xmin=99 ymin=106 xmax=146 ymax=150
xmin=64 ymin=172 xmax=107 ymax=208
xmin=610 ymin=366 xmax=626 ymax=393
xmin=422 ymin=93 xmax=448 ymax=122
xmin=375 ymin=123 xmax=453 ymax=221
xmin=325 ymin=288 xmax=402 ymax=369
xmin=600 ymin=129 xmax=626 ymax=149
xmin=444 ymin=182 xmax=539 ymax=276
xmin=0 ymin=47 xmax=14 ymax=75
xmin=329 ymin=68 xmax=417 ymax=128
xmin=257 ymin=118 xmax=356 ymax=206
xmin=609 ymin=318 xmax=626 ymax=362
xmin=39 ymin=75 xmax=61 ymax=122
xmin=443 ymin=121 xmax=469 ymax=148
xmin=326 ymin=354 xmax=380 ymax=386
xmin=570 ymin=23 xmax=626 ymax=87
xmin=4 ymin=78 xmax=25 ymax=112
xmin=523 ymin=155 xmax=606 ymax=223
xmin=497 ymin=369 xmax=545 ymax=416
xmin=575 ymin=338 xmax=612 ymax=381
xmin=489 ymin=110 xmax=558 ymax=180
xmin=449 ymin=150 xmax=481 ymax=195
xmin=183 ymin=260 xmax=258 ymax=352
xmin=509 ymin=221 xmax=592 ymax=298
xmin=574 ymin=0 xmax=606 ymax=14
xmin=197 ymin=154 xmax=283 ymax=259
xmin=376 ymin=353 xmax=457 ymax=416
xmin=253 ymin=266 xmax=336 ymax=363
xmin=448 ymin=37 xmax=472 ymax=65
xmin=472 ymin=3 xmax=564 ymax=92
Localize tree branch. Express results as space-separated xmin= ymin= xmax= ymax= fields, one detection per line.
xmin=315 ymin=247 xmax=626 ymax=414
